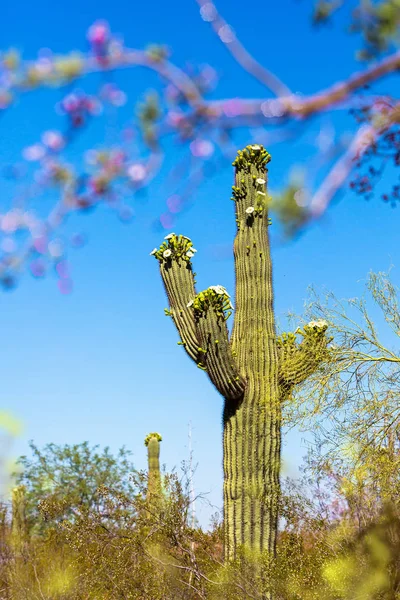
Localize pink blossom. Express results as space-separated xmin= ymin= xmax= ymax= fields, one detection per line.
xmin=218 ymin=25 xmax=236 ymax=44
xmin=160 ymin=212 xmax=174 ymax=229
xmin=33 ymin=236 xmax=48 ymax=254
xmin=48 ymin=239 xmax=64 ymax=258
xmin=30 ymin=258 xmax=46 ymax=278
xmin=1 ymin=237 xmax=16 ymax=253
xmin=55 ymin=260 xmax=69 ymax=279
xmin=60 ymin=93 xmax=80 ymax=114
xmin=42 ymin=130 xmax=65 ymax=152
xmin=100 ymin=84 xmax=126 ymax=107
xmin=87 ymin=21 xmax=110 ymax=46
xmin=1 ymin=211 xmax=20 ymax=233
xmin=23 ymin=144 xmax=46 ymax=161
xmin=200 ymin=2 xmax=217 ymax=22
xmin=166 ymin=195 xmax=183 ymax=214
xmin=127 ymin=163 xmax=146 ymax=182
xmin=190 ymin=139 xmax=214 ymax=158
xmin=57 ymin=278 xmax=73 ymax=294
xmin=167 ymin=111 xmax=184 ymax=127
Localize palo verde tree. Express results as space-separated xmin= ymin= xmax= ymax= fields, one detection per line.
xmin=282 ymin=269 xmax=400 ymax=529
xmin=150 ymin=144 xmax=332 ymax=566
xmin=11 ymin=440 xmax=136 ymax=537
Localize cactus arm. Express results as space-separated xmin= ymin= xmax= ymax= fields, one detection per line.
xmin=188 ymin=286 xmax=246 ymax=400
xmin=151 ymin=236 xmax=246 ymax=401
xmin=150 ymin=235 xmax=201 ymax=362
xmin=277 ymin=320 xmax=331 ymax=393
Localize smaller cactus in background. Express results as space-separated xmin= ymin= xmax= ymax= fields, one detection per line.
xmin=11 ymin=485 xmax=27 ymax=552
xmin=144 ymin=432 xmax=162 ymax=503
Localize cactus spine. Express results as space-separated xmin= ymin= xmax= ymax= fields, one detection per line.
xmin=150 ymin=145 xmax=330 ymax=564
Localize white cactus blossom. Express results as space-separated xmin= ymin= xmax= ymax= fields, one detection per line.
xmin=164 ymin=233 xmax=176 ymax=240
xmin=308 ymin=319 xmax=328 ymax=329
xmin=251 ymin=144 xmax=261 ymax=150
xmin=209 ymin=285 xmax=230 ymax=296
xmin=245 ymin=206 xmax=255 ymax=214
xmin=163 ymin=249 xmax=172 ymax=258
xmin=187 ymin=299 xmax=194 ymax=308
xmin=256 ymin=178 xmax=266 ymax=185
xmin=149 ymin=248 xmax=158 ymax=256
xmin=256 ymin=191 xmax=266 ymax=196
xmin=190 ymin=248 xmax=197 ymax=252
xmin=186 ymin=251 xmax=194 ymax=258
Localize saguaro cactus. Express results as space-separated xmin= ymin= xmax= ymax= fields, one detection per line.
xmin=150 ymin=145 xmax=330 ymax=564
xmin=11 ymin=485 xmax=27 ymax=552
xmin=144 ymin=432 xmax=162 ymax=501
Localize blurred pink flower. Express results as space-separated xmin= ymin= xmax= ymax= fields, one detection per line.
xmin=200 ymin=2 xmax=217 ymax=22
xmin=35 ymin=56 xmax=54 ymax=78
xmin=48 ymin=239 xmax=64 ymax=258
xmin=55 ymin=260 xmax=69 ymax=279
xmin=190 ymin=139 xmax=214 ymax=158
xmin=127 ymin=163 xmax=146 ymax=182
xmin=42 ymin=130 xmax=65 ymax=151
xmin=1 ymin=237 xmax=16 ymax=253
xmin=160 ymin=212 xmax=174 ymax=229
xmin=33 ymin=236 xmax=48 ymax=254
xmin=167 ymin=111 xmax=184 ymax=127
xmin=101 ymin=83 xmax=127 ymax=106
xmin=1 ymin=211 xmax=20 ymax=233
xmin=22 ymin=144 xmax=46 ymax=161
xmin=87 ymin=21 xmax=110 ymax=46
xmin=166 ymin=194 xmax=183 ymax=214
xmin=57 ymin=279 xmax=73 ymax=294
xmin=30 ymin=258 xmax=46 ymax=278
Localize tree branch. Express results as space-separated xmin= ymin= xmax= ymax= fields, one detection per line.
xmin=194 ymin=0 xmax=292 ymax=97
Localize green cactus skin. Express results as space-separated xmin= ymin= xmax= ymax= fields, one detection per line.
xmin=144 ymin=432 xmax=162 ymax=500
xmin=150 ymin=145 xmax=330 ymax=565
xmin=11 ymin=485 xmax=27 ymax=551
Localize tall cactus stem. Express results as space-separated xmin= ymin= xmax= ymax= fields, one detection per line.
xmin=144 ymin=432 xmax=162 ymax=501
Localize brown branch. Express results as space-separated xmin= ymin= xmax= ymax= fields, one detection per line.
xmin=194 ymin=0 xmax=292 ymax=97
xmin=309 ymin=101 xmax=400 ymax=218
xmin=17 ymin=49 xmax=205 ymax=109
xmin=292 ymin=50 xmax=400 ymax=118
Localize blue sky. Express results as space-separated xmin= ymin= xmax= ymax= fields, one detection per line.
xmin=0 ymin=0 xmax=399 ymax=528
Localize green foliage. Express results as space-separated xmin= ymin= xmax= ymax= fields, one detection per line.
xmin=282 ymin=269 xmax=400 ymax=528
xmin=2 ymin=448 xmax=400 ymax=599
xmin=312 ymin=0 xmax=400 ymax=60
xmin=11 ymin=440 xmax=136 ymax=537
